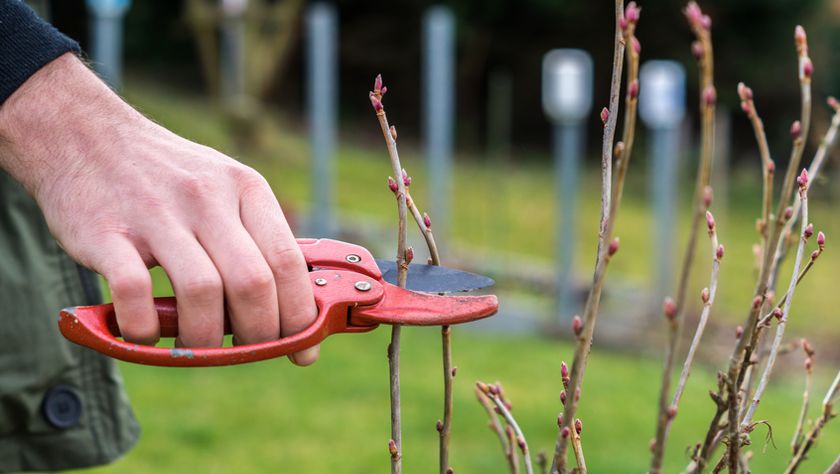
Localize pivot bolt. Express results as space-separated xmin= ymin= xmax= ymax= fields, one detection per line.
xmin=354 ymin=281 xmax=372 ymax=291
xmin=314 ymin=278 xmax=328 ymax=286
xmin=346 ymin=254 xmax=361 ymax=263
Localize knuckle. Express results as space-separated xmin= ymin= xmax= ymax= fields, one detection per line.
xmin=178 ymin=175 xmax=213 ymax=199
xmin=229 ymin=267 xmax=275 ymax=301
xmin=233 ymin=167 xmax=271 ymax=195
xmin=109 ymin=271 xmax=152 ymax=301
xmin=179 ymin=274 xmax=223 ymax=300
xmin=266 ymin=246 xmax=306 ymax=275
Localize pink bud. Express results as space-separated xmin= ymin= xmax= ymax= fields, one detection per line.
xmin=405 ymin=246 xmax=414 ymax=264
xmin=700 ymin=14 xmax=712 ymax=30
xmin=703 ymin=186 xmax=713 ymax=208
xmin=737 ymin=82 xmax=753 ymax=101
xmin=628 ymin=80 xmax=639 ymax=100
xmin=600 ymin=107 xmax=610 ymax=125
xmin=446 ymin=469 xmax=453 ymax=474
xmin=767 ymin=160 xmax=775 ymax=174
xmin=793 ymin=25 xmax=808 ymax=45
xmin=773 ymin=308 xmax=784 ymax=320
xmin=752 ymin=296 xmax=763 ymax=310
xmin=389 ymin=439 xmax=398 ymax=456
xmin=797 ymin=168 xmax=809 ymax=189
xmin=632 ymin=36 xmax=641 ymax=54
xmin=804 ymin=223 xmax=814 ymax=239
xmin=451 ymin=366 xmax=457 ymax=377
xmin=701 ymin=287 xmax=710 ymax=304
xmin=560 ymin=390 xmax=567 ymax=405
xmin=561 ymin=427 xmax=571 ymax=439
xmin=829 ymin=96 xmax=839 ymax=110
xmin=575 ymin=387 xmax=580 ymax=401
xmin=402 ymin=169 xmax=411 ymax=187
xmin=666 ymin=405 xmax=678 ymax=419
xmin=817 ymin=231 xmax=825 ymax=249
xmin=575 ymin=418 xmax=583 ymax=434
xmin=619 ymin=17 xmax=628 ymax=31
xmin=517 ymin=436 xmax=526 ymax=451
xmin=423 ymin=212 xmax=432 ymax=229
xmin=783 ymin=206 xmax=794 ymax=222
xmin=811 ymin=249 xmax=820 ymax=260
xmin=684 ymin=2 xmax=703 ymax=25
xmin=716 ymin=244 xmax=725 ymax=261
xmin=625 ymin=2 xmax=640 ymax=23
xmin=791 ymin=120 xmax=802 ymax=139
xmin=691 ymin=41 xmax=704 ymax=60
xmin=489 ymin=384 xmax=499 ymax=395
xmin=608 ymin=237 xmax=620 ymax=256
xmin=649 ymin=439 xmax=657 ymax=453
xmin=805 ymin=357 xmax=813 ymax=371
xmin=436 ymin=420 xmax=443 ymax=432
xmin=557 ymin=415 xmax=564 ymax=428
xmin=561 ymin=361 xmax=569 ymax=379
xmin=663 ymin=297 xmax=677 ymax=320
xmin=706 ymin=211 xmax=715 ymax=232
xmin=572 ymin=315 xmax=582 ymax=336
xmin=388 ymin=177 xmax=399 ymax=193
xmin=703 ymin=86 xmax=717 ymax=106
xmin=803 ymin=58 xmax=814 ymax=78
xmin=374 ymin=74 xmax=383 ymax=94
xmin=802 ymin=338 xmax=815 ymax=356
xmin=740 ymin=101 xmax=751 ymax=115
xmin=390 ymin=125 xmax=398 ymax=141
xmin=735 ymin=325 xmax=744 ymax=339
xmin=369 ymin=93 xmax=383 ymax=112
xmin=380 ymin=85 xmax=388 ymax=96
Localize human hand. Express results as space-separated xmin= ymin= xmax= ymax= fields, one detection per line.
xmin=0 ymin=54 xmax=318 ymax=365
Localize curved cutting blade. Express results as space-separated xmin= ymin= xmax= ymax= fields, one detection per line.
xmin=375 ymin=259 xmax=495 ymax=293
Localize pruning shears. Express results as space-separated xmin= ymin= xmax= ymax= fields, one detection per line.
xmin=59 ymin=238 xmax=499 ymax=367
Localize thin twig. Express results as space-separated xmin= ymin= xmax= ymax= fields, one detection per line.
xmin=475 ymin=386 xmax=517 ymax=473
xmin=403 ymin=173 xmax=449 ymax=473
xmin=784 ymin=370 xmax=839 ymax=474
xmin=551 ymin=1 xmax=627 ymax=471
xmin=737 ymin=82 xmax=774 ymax=242
xmin=790 ymin=342 xmax=814 ymax=454
xmin=741 ymin=173 xmax=811 ymax=429
xmin=370 ymin=75 xmax=407 ymax=474
xmin=823 ymin=454 xmax=840 ymax=474
xmin=657 ymin=213 xmax=724 ymax=453
xmin=650 ymin=3 xmax=715 ymax=471
xmin=479 ymin=382 xmax=534 ymax=474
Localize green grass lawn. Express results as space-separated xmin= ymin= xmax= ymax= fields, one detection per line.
xmin=67 ymin=81 xmax=840 ymax=472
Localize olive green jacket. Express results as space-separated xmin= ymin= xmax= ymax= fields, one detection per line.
xmin=0 ymin=171 xmax=139 ymax=472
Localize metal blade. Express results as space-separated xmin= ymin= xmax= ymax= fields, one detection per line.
xmin=375 ymin=259 xmax=495 ymax=293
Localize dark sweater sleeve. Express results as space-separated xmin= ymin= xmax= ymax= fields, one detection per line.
xmin=0 ymin=1 xmax=80 ymax=103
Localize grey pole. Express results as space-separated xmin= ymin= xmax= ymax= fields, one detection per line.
xmin=554 ymin=122 xmax=585 ymax=317
xmin=422 ymin=6 xmax=455 ymax=242
xmin=639 ymin=60 xmax=686 ymax=307
xmin=306 ymin=3 xmax=337 ymax=237
xmin=219 ymin=0 xmax=248 ymax=105
xmin=85 ymin=0 xmax=132 ymax=90
xmin=542 ymin=49 xmax=593 ymax=322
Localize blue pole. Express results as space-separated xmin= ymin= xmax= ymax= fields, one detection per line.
xmin=306 ymin=3 xmax=337 ymax=238
xmin=554 ymin=123 xmax=584 ymax=320
xmin=85 ymin=0 xmax=132 ymax=90
xmin=423 ymin=6 xmax=455 ymax=243
xmin=649 ymin=128 xmax=679 ymax=301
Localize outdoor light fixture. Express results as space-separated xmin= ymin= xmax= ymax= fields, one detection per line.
xmin=639 ymin=60 xmax=686 ymax=130
xmin=542 ymin=49 xmax=593 ymax=125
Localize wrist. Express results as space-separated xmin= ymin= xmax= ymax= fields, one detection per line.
xmin=0 ymin=53 xmax=146 ymax=198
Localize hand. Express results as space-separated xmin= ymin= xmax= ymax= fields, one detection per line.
xmin=0 ymin=54 xmax=319 ymax=365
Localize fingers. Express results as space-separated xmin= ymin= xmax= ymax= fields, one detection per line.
xmin=197 ymin=222 xmax=280 ymax=346
xmin=150 ymin=232 xmax=224 ymax=348
xmin=240 ymin=181 xmax=319 ymax=366
xmin=91 ymin=238 xmax=159 ymax=345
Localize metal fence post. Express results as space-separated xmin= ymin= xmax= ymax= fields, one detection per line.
xmin=85 ymin=0 xmax=132 ymax=90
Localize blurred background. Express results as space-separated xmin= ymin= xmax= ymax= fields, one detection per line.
xmin=30 ymin=0 xmax=840 ymax=472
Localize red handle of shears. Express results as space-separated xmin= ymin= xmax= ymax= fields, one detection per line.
xmin=59 ymin=269 xmax=384 ymax=367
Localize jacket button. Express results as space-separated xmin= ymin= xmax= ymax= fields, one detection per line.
xmin=41 ymin=385 xmax=83 ymax=429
